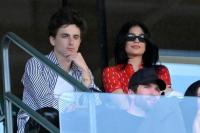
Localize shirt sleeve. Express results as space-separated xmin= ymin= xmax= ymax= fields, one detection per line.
xmin=17 ymin=58 xmax=55 ymax=133
xmin=102 ymin=67 xmax=122 ymax=93
xmin=70 ymin=63 xmax=101 ymax=92
xmin=86 ymin=69 xmax=101 ymax=92
xmin=23 ymin=58 xmax=55 ymax=107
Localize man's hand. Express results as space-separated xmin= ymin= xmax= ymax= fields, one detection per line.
xmin=67 ymin=52 xmax=92 ymax=87
xmin=68 ymin=52 xmax=88 ymax=71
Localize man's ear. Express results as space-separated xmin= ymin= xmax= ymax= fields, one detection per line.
xmin=128 ymin=89 xmax=135 ymax=95
xmin=49 ymin=36 xmax=55 ymax=46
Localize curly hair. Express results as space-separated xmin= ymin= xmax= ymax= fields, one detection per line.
xmin=48 ymin=7 xmax=87 ymax=38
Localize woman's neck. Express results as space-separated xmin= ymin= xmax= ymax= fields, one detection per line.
xmin=128 ymin=56 xmax=143 ymax=71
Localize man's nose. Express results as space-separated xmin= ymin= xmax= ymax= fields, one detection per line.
xmin=69 ymin=37 xmax=74 ymax=45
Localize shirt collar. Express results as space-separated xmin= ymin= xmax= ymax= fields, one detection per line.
xmin=47 ymin=51 xmax=59 ymax=65
xmin=47 ymin=51 xmax=81 ymax=73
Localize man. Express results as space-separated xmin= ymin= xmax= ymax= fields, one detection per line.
xmin=111 ymin=68 xmax=166 ymax=133
xmin=17 ymin=7 xmax=100 ymax=133
xmin=124 ymin=68 xmax=186 ymax=133
xmin=95 ymin=68 xmax=166 ymax=133
xmin=127 ymin=67 xmax=166 ymax=117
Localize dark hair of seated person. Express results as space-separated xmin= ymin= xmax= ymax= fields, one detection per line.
xmin=24 ymin=107 xmax=59 ymax=133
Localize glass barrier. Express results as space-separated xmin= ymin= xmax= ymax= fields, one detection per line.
xmin=58 ymin=92 xmax=199 ymax=133
xmin=0 ymin=123 xmax=3 ymax=133
xmin=164 ymin=63 xmax=200 ymax=94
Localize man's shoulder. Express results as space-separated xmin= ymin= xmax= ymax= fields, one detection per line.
xmin=26 ymin=52 xmax=53 ymax=65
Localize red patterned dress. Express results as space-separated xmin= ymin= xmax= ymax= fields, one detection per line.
xmin=102 ymin=64 xmax=171 ymax=93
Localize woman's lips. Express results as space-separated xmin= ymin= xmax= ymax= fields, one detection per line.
xmin=131 ymin=45 xmax=140 ymax=49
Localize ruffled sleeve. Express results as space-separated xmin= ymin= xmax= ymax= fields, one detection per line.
xmin=155 ymin=65 xmax=171 ymax=87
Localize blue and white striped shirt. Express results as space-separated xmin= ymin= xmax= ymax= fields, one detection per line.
xmin=17 ymin=51 xmax=100 ymax=133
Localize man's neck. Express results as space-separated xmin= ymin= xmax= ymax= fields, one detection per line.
xmin=54 ymin=52 xmax=71 ymax=72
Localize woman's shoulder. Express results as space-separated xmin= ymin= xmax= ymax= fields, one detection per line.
xmin=155 ymin=64 xmax=169 ymax=71
xmin=103 ymin=64 xmax=124 ymax=72
xmin=154 ymin=64 xmax=171 ymax=86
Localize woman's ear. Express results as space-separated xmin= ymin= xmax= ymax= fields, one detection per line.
xmin=49 ymin=36 xmax=55 ymax=46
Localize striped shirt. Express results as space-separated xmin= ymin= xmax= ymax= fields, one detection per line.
xmin=17 ymin=51 xmax=100 ymax=133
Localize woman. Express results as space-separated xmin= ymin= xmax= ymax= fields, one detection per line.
xmin=102 ymin=20 xmax=171 ymax=94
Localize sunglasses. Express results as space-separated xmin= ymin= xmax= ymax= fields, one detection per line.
xmin=126 ymin=33 xmax=147 ymax=43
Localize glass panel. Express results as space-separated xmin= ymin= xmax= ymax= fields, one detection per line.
xmin=59 ymin=92 xmax=199 ymax=133
xmin=0 ymin=123 xmax=3 ymax=133
xmin=164 ymin=63 xmax=200 ymax=93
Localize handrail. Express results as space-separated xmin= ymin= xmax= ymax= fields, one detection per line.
xmin=5 ymin=93 xmax=59 ymax=133
xmin=1 ymin=32 xmax=89 ymax=133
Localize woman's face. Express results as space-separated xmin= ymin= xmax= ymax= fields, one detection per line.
xmin=125 ymin=25 xmax=146 ymax=58
xmin=197 ymin=87 xmax=200 ymax=109
xmin=197 ymin=87 xmax=200 ymax=96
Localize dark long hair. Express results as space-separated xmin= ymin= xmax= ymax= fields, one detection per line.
xmin=184 ymin=80 xmax=200 ymax=96
xmin=114 ymin=20 xmax=159 ymax=68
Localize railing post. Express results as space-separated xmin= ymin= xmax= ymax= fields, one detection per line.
xmin=89 ymin=94 xmax=97 ymax=133
xmin=1 ymin=36 xmax=13 ymax=133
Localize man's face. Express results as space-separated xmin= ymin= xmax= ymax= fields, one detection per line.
xmin=136 ymin=83 xmax=161 ymax=96
xmin=130 ymin=83 xmax=161 ymax=112
xmin=50 ymin=24 xmax=81 ymax=58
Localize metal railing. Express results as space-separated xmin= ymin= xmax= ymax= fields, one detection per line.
xmin=1 ymin=32 xmax=89 ymax=133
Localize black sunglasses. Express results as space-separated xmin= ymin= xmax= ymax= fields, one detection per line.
xmin=126 ymin=33 xmax=147 ymax=42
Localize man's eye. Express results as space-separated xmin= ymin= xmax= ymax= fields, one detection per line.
xmin=63 ymin=36 xmax=68 ymax=38
xmin=61 ymin=34 xmax=69 ymax=38
xmin=155 ymin=87 xmax=160 ymax=91
xmin=144 ymin=85 xmax=150 ymax=88
xmin=74 ymin=35 xmax=80 ymax=40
